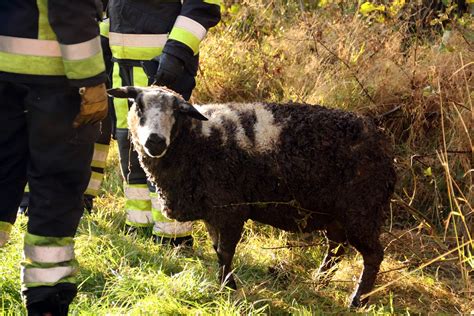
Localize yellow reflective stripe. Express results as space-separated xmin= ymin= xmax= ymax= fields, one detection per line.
xmin=152 ymin=208 xmax=173 ymax=223
xmin=63 ymin=51 xmax=105 ymax=80
xmin=22 ymin=266 xmax=76 ymax=285
xmin=113 ymin=63 xmax=129 ymax=128
xmin=173 ymin=16 xmax=207 ymax=41
xmin=168 ymin=27 xmax=200 ymax=55
xmin=100 ymin=19 xmax=110 ymax=38
xmin=203 ymin=0 xmax=221 ymax=4
xmin=85 ymin=175 xmax=102 ymax=196
xmin=0 ymin=51 xmax=64 ymax=75
xmin=24 ymin=232 xmax=74 ymax=247
xmin=153 ymin=221 xmax=193 ymax=237
xmin=85 ymin=171 xmax=103 ymax=196
xmin=94 ymin=143 xmax=109 ymax=153
xmin=0 ymin=36 xmax=104 ymax=78
xmin=110 ymin=45 xmax=163 ymax=60
xmin=24 ymin=244 xmax=75 ymax=263
xmin=113 ymin=66 xmax=148 ymax=127
xmin=133 ymin=67 xmax=148 ymax=86
xmin=60 ymin=36 xmax=102 ymax=61
xmin=0 ymin=35 xmax=61 ymax=57
xmin=37 ymin=0 xmax=56 ymax=40
xmin=113 ymin=97 xmax=129 ymax=128
xmin=126 ymin=210 xmax=153 ymax=225
xmin=91 ymin=143 xmax=109 ymax=167
xmin=109 ymin=32 xmax=167 ymax=60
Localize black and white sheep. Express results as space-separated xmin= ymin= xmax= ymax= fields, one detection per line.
xmin=108 ymin=86 xmax=396 ymax=307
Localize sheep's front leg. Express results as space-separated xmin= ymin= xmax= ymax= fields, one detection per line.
xmin=204 ymin=220 xmax=244 ymax=289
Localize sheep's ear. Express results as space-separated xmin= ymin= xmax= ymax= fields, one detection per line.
xmin=177 ymin=101 xmax=208 ymax=121
xmin=107 ymin=86 xmax=143 ymax=99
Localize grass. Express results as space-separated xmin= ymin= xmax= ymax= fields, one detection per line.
xmin=1 ymin=1 xmax=473 ymax=314
xmin=1 ymin=152 xmax=472 ymax=314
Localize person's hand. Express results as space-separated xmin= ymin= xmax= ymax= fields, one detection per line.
xmin=154 ymin=53 xmax=184 ymax=86
xmin=73 ymin=83 xmax=108 ymax=128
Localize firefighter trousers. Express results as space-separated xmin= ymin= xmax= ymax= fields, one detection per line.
xmin=0 ymin=80 xmax=98 ymax=307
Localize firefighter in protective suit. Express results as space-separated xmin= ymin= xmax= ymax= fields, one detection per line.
xmin=107 ymin=0 xmax=221 ymax=245
xmin=0 ymin=0 xmax=107 ymax=314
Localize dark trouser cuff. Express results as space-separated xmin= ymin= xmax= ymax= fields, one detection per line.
xmin=23 ymin=283 xmax=77 ymax=308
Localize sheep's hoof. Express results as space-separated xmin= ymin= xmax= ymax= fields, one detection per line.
xmin=349 ymin=295 xmax=367 ymax=309
xmin=220 ymin=277 xmax=237 ymax=290
xmin=224 ymin=279 xmax=237 ymax=290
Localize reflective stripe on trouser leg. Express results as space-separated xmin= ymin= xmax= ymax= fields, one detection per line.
xmin=84 ymin=143 xmax=110 ymax=197
xmin=21 ymin=233 xmax=77 ymax=288
xmin=125 ymin=183 xmax=153 ymax=227
xmin=0 ymin=221 xmax=13 ymax=247
xmin=150 ymin=192 xmax=192 ymax=238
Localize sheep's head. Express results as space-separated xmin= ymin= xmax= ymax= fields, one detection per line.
xmin=108 ymin=86 xmax=207 ymax=158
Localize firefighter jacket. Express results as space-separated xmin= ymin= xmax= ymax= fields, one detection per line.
xmin=107 ymin=0 xmax=221 ymax=76
xmin=0 ymin=0 xmax=107 ymax=87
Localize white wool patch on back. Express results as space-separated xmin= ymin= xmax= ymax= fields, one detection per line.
xmin=253 ymin=106 xmax=282 ymax=152
xmin=194 ymin=103 xmax=282 ymax=153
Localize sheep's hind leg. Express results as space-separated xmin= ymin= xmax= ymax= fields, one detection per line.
xmin=204 ymin=220 xmax=244 ymax=290
xmin=317 ymin=221 xmax=347 ymax=283
xmin=347 ymin=233 xmax=384 ymax=308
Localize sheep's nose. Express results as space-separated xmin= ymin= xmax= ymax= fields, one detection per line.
xmin=145 ymin=133 xmax=167 ymax=157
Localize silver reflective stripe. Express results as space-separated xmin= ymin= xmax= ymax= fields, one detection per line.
xmin=88 ymin=177 xmax=101 ymax=191
xmin=0 ymin=35 xmax=61 ymax=57
xmin=92 ymin=148 xmax=108 ymax=162
xmin=109 ymin=32 xmax=168 ymax=48
xmin=127 ymin=210 xmax=153 ymax=224
xmin=151 ymin=195 xmax=164 ymax=210
xmin=22 ymin=266 xmax=76 ymax=284
xmin=0 ymin=231 xmax=9 ymax=247
xmin=124 ymin=186 xmax=150 ymax=200
xmin=24 ymin=244 xmax=74 ymax=263
xmin=60 ymin=36 xmax=102 ymax=61
xmin=174 ymin=16 xmax=207 ymax=40
xmin=153 ymin=221 xmax=193 ymax=235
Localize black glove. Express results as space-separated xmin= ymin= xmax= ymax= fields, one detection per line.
xmin=153 ymin=53 xmax=185 ymax=87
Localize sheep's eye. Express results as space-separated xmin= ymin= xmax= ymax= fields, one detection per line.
xmin=139 ymin=117 xmax=146 ymax=126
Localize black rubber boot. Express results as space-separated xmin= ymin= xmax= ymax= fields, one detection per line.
xmin=154 ymin=235 xmax=194 ymax=248
xmin=18 ymin=192 xmax=29 ymax=216
xmin=26 ymin=295 xmax=70 ymax=316
xmin=83 ymin=194 xmax=94 ymax=213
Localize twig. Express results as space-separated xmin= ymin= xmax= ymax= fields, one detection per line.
xmin=261 ymin=242 xmax=325 ymax=250
xmin=378 ymin=264 xmax=412 ymax=275
xmin=377 ymin=105 xmax=403 ymax=118
xmin=213 ymin=201 xmax=328 ymax=216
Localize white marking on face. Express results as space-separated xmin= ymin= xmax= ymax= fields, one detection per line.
xmin=136 ymin=101 xmax=175 ymax=158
